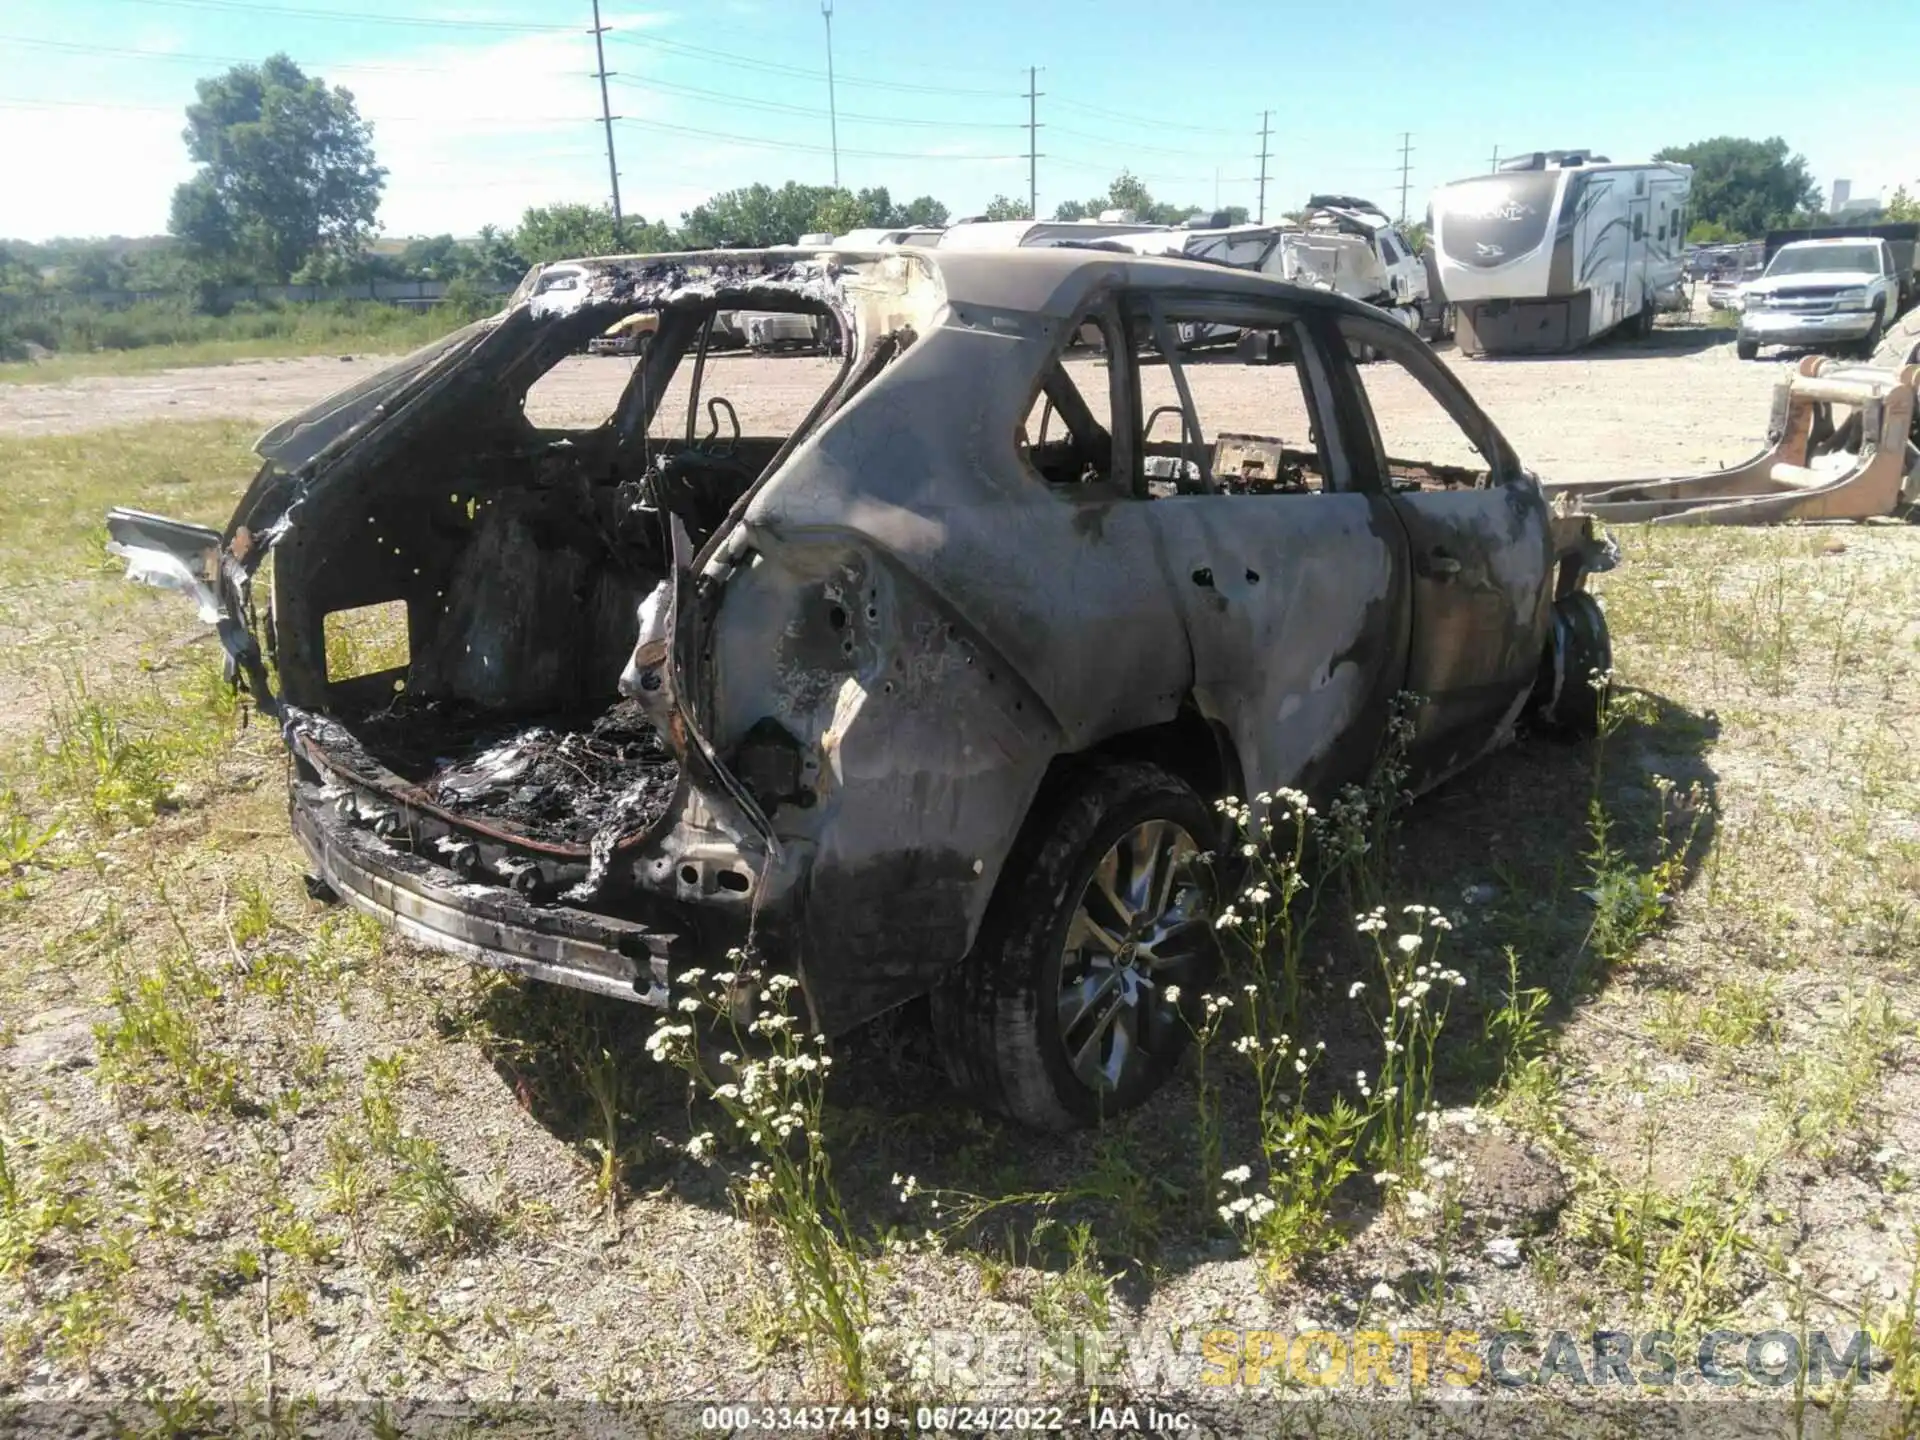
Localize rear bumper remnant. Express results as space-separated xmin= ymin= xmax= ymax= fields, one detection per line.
xmin=292 ymin=776 xmax=674 ymax=1006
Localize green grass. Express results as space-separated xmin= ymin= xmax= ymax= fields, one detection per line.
xmin=0 ymin=299 xmax=489 ymax=385
xmin=0 ymin=421 xmax=258 ymax=585
xmin=1 ymin=415 xmax=1918 ymax=1402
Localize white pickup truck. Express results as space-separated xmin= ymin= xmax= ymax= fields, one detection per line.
xmin=1737 ymin=237 xmax=1901 ymax=360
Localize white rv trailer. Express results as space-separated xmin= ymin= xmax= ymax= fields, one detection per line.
xmin=1431 ymin=151 xmax=1692 ymax=354
xmin=831 ymin=226 xmax=946 ymax=247
xmin=935 ymin=217 xmax=1167 ymax=250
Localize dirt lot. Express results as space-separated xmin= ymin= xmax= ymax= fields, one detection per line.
xmin=1 ymin=325 xmax=1917 ymax=1433
xmin=0 ymin=327 xmax=1785 ymax=484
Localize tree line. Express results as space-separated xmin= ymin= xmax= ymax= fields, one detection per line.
xmin=5 ymin=54 xmax=1916 ymax=309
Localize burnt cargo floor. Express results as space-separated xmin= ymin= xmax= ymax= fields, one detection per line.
xmin=341 ymin=696 xmax=679 ymax=848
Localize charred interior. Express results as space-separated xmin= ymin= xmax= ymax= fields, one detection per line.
xmin=268 ymin=286 xmax=853 ymax=883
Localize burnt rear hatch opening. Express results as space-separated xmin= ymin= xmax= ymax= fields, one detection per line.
xmin=277 ymin=286 xmax=858 ymax=889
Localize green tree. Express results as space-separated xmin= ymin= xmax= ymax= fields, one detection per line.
xmin=1685 ymin=217 xmax=1742 ymax=244
xmin=0 ymin=244 xmax=42 ymax=297
xmin=459 ymin=225 xmax=530 ymax=286
xmin=897 ymin=194 xmax=950 ymax=227
xmin=1886 ymin=186 xmax=1920 ymax=223
xmin=1653 ymin=136 xmax=1819 ymax=238
xmin=678 ymin=182 xmax=835 ymax=247
xmin=513 ymin=204 xmax=671 ymax=263
xmin=167 ymin=54 xmax=386 ymax=282
xmin=395 ymin=234 xmax=463 ymax=279
xmin=1050 ymin=171 xmax=1201 ymax=225
xmin=811 ymin=188 xmax=871 ymax=239
xmin=981 ymin=195 xmax=1032 ymax=221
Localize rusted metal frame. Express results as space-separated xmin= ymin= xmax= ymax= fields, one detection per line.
xmin=1328 ymin=311 xmax=1516 ymax=488
xmin=1288 ymin=314 xmax=1353 ymax=493
xmin=1091 ymin=304 xmax=1139 ymax=498
xmin=1154 ymin=294 xmax=1342 ymax=494
xmin=1146 ymin=295 xmax=1214 ymax=494
xmin=1554 ymin=364 xmax=1918 ymax=525
xmin=684 ymin=310 xmax=715 ymax=447
xmin=691 ymin=305 xmax=862 ymax=575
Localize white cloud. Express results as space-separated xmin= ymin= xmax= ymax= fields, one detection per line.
xmin=341 ymin=25 xmax=664 ymax=237
xmin=0 ymin=105 xmax=192 ymax=240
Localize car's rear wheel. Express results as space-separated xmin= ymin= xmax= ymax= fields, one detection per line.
xmin=931 ymin=762 xmax=1220 ymax=1130
xmin=1736 ymin=338 xmax=1760 ymax=361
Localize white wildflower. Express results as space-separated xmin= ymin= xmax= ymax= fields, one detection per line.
xmin=1221 ymin=1164 xmax=1253 ymax=1185
xmin=1395 ymin=934 xmax=1422 ymax=955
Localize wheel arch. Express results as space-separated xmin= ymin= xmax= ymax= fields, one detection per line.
xmin=1051 ymin=700 xmax=1245 ymax=811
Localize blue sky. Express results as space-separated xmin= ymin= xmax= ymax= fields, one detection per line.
xmin=0 ymin=0 xmax=1915 ymax=242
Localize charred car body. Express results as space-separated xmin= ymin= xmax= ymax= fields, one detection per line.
xmin=108 ymin=246 xmax=1614 ymax=1128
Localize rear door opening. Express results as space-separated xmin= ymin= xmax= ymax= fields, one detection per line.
xmin=279 ymin=297 xmax=855 ymax=866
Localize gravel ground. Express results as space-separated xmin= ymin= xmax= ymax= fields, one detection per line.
xmin=0 ymin=326 xmax=1791 ymax=486
xmin=5 ymin=318 xmax=1915 ymax=1424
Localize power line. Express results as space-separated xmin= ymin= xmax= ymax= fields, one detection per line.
xmin=0 ymin=95 xmax=589 ymax=125
xmin=1396 ymin=135 xmax=1421 ymax=222
xmin=1045 ymin=125 xmax=1233 ymax=160
xmin=1048 ymin=156 xmax=1251 ymax=187
xmin=589 ymin=0 xmax=623 ymax=237
xmin=1046 ymin=95 xmax=1245 ymax=137
xmin=1256 ymin=110 xmax=1271 ymax=224
xmin=613 ymin=115 xmax=1020 ymax=163
xmin=101 ymin=0 xmax=569 ymax=31
xmin=607 ymin=76 xmax=1018 ymax=128
xmin=1025 ymin=66 xmax=1043 ymax=219
xmin=821 ymin=0 xmax=838 ymax=187
xmin=604 ymin=31 xmax=1005 ymax=97
xmin=0 ymin=32 xmax=580 ymax=74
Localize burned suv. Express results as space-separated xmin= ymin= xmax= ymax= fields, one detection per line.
xmin=110 ymin=247 xmax=1613 ymax=1129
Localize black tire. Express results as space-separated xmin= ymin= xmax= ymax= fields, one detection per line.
xmin=1858 ymin=305 xmax=1886 ymax=360
xmin=1736 ymin=338 xmax=1760 ymax=361
xmin=1532 ymin=590 xmax=1613 ymax=738
xmin=931 ymin=761 xmax=1220 ymax=1130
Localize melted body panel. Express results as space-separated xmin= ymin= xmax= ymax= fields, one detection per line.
xmin=104 ymin=245 xmax=1601 ymax=1034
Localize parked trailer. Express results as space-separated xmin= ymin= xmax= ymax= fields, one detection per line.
xmin=1431 ymin=151 xmax=1692 ymax=355
xmin=934 ymin=217 xmax=1167 ymax=250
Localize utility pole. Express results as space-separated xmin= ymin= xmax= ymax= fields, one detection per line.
xmin=589 ymin=0 xmax=623 ymax=242
xmin=822 ymin=0 xmax=839 ymax=187
xmin=1396 ymin=131 xmax=1414 ymax=224
xmin=1256 ymin=110 xmax=1271 ymax=224
xmin=1025 ymin=66 xmax=1043 ymax=219
xmin=1489 ymin=145 xmax=1501 ymax=173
